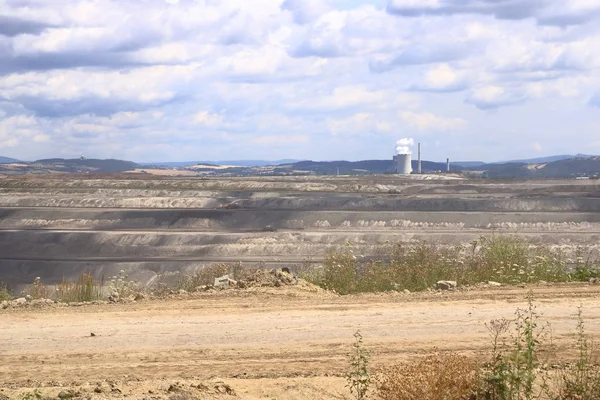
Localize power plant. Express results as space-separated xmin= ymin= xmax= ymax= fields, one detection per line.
xmin=393 ymin=138 xmax=450 ymax=175
xmin=394 ymin=153 xmax=412 ymax=174
xmin=394 ymin=138 xmax=414 ymax=174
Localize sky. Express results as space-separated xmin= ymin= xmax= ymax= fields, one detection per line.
xmin=1 ymin=0 xmax=600 ymax=163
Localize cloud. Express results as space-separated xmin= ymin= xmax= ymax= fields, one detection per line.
xmin=370 ymin=42 xmax=473 ymax=71
xmin=387 ymin=0 xmax=541 ymax=20
xmin=0 ymin=15 xmax=54 ymax=37
xmin=465 ymin=86 xmax=528 ymax=109
xmin=326 ymin=113 xmax=393 ymax=136
xmin=253 ymin=134 xmax=310 ymax=146
xmin=0 ymin=0 xmax=599 ymax=162
xmin=386 ymin=0 xmax=600 ymax=26
xmin=401 ymin=111 xmax=468 ymax=131
xmin=282 ymin=0 xmax=331 ymax=24
xmin=590 ymin=91 xmax=600 ymax=107
xmin=531 ymin=141 xmax=543 ymax=152
xmin=193 ymin=111 xmax=224 ymax=127
xmin=411 ymin=64 xmax=468 ymax=91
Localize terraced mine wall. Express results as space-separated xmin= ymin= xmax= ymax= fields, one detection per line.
xmin=1 ymin=175 xmax=600 ymax=289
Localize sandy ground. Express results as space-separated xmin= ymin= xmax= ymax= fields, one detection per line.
xmin=1 ymin=284 xmax=600 ymax=399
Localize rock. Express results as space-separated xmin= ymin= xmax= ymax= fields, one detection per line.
xmin=403 ymin=289 xmax=411 ymax=294
xmin=436 ymin=281 xmax=457 ymax=291
xmin=14 ymin=297 xmax=27 ymax=306
xmin=25 ymin=295 xmax=33 ymax=301
xmin=214 ymin=383 xmax=235 ymax=395
xmin=214 ymin=275 xmax=231 ymax=288
xmin=58 ymin=389 xmax=79 ymax=399
xmin=178 ymin=289 xmax=187 ymax=295
xmin=487 ymin=281 xmax=502 ymax=287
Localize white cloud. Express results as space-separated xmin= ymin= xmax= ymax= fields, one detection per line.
xmin=465 ymin=85 xmax=527 ymax=109
xmin=531 ymin=141 xmax=543 ymax=152
xmin=0 ymin=0 xmax=598 ymax=162
xmin=253 ymin=134 xmax=309 ymax=146
xmin=401 ymin=111 xmax=468 ymax=131
xmin=326 ymin=113 xmax=394 ymax=136
xmin=193 ymin=111 xmax=223 ymax=127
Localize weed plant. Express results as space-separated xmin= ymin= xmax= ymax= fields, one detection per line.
xmin=22 ymin=277 xmax=50 ymax=299
xmin=346 ymin=330 xmax=370 ymax=400
xmin=372 ymin=297 xmax=600 ymax=400
xmin=555 ymin=307 xmax=600 ymax=399
xmin=571 ymin=247 xmax=600 ymax=281
xmin=305 ymin=235 xmax=583 ymax=294
xmin=0 ymin=282 xmax=12 ymax=301
xmin=478 ymin=294 xmax=551 ymax=400
xmin=108 ymin=270 xmax=136 ymax=298
xmin=56 ymin=273 xmax=103 ymax=303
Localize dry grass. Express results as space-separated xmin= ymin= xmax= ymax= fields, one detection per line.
xmin=56 ymin=273 xmax=103 ymax=303
xmin=376 ymin=351 xmax=480 ymax=400
xmin=22 ymin=277 xmax=50 ymax=299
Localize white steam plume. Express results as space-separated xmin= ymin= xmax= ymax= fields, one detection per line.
xmin=395 ymin=138 xmax=414 ymax=155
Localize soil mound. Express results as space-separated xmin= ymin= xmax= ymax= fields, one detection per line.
xmin=238 ymin=268 xmax=298 ymax=288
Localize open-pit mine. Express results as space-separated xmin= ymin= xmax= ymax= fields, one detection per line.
xmin=1 ymin=174 xmax=600 ymax=399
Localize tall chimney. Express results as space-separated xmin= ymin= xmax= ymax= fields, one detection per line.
xmin=417 ymin=143 xmax=422 ymax=174
xmin=446 ymin=158 xmax=450 ymax=173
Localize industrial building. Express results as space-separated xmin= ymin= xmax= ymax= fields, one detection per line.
xmin=393 ymin=153 xmax=412 ymax=174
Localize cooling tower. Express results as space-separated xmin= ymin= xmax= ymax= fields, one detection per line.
xmin=394 ymin=153 xmax=412 ymax=174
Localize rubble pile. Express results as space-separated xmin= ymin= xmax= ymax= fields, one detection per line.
xmin=237 ymin=268 xmax=299 ymax=288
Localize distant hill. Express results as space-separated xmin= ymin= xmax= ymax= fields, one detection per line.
xmin=453 ymin=161 xmax=486 ymax=168
xmin=496 ymin=154 xmax=597 ymax=164
xmin=534 ymin=157 xmax=600 ymax=178
xmin=146 ymin=159 xmax=303 ymax=167
xmin=0 ymin=156 xmax=21 ymax=164
xmin=35 ymin=158 xmax=139 ymax=173
xmin=274 ymin=159 xmax=456 ymax=175
xmin=460 ymin=156 xmax=600 ymax=179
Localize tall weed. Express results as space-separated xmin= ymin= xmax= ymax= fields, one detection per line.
xmin=305 ymin=235 xmax=578 ymax=295
xmin=56 ymin=273 xmax=103 ymax=303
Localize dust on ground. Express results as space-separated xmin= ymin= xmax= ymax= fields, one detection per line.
xmin=1 ymin=283 xmax=600 ymax=399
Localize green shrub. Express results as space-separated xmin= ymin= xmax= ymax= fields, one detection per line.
xmin=304 ymin=236 xmax=576 ymax=295
xmin=479 ymin=294 xmax=551 ymax=400
xmin=0 ymin=282 xmax=13 ymax=301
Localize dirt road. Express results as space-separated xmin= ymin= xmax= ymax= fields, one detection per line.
xmin=1 ymin=284 xmax=600 ymax=399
